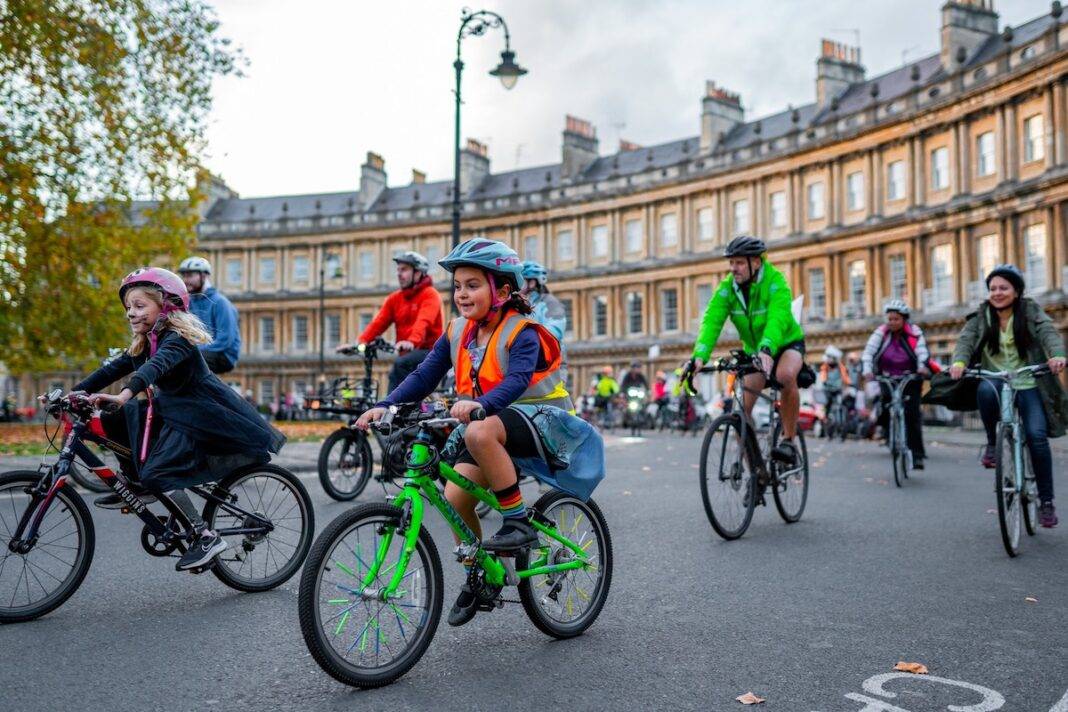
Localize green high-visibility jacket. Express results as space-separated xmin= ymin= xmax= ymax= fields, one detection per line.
xmin=692 ymin=260 xmax=805 ymax=361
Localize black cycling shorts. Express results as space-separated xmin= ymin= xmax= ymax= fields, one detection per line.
xmin=771 ymin=340 xmax=806 ymax=376
xmin=454 ymin=406 xmax=541 ymax=467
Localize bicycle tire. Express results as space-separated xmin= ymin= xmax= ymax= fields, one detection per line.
xmin=298 ymin=502 xmax=443 ymax=688
xmin=204 ymin=464 xmax=315 ymax=592
xmin=699 ymin=414 xmax=756 ymax=540
xmin=518 ymin=491 xmax=613 ymax=639
xmin=317 ymin=428 xmax=374 ymax=501
xmin=995 ymin=425 xmax=1022 ymax=557
xmin=1022 ymin=448 xmax=1038 ymax=537
xmin=770 ymin=425 xmax=808 ymax=523
xmin=0 ymin=471 xmax=95 ymax=623
xmin=890 ymin=416 xmax=904 ymax=488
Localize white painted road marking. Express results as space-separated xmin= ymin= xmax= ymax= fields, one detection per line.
xmin=862 ymin=673 xmax=1005 ymax=712
xmin=1050 ymin=689 xmax=1068 ymax=712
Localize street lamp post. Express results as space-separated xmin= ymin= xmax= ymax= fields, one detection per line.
xmin=451 ymin=9 xmax=527 ymax=252
xmin=319 ymin=251 xmax=343 ymax=392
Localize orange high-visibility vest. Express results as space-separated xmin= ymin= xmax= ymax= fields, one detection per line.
xmin=447 ymin=311 xmax=573 ymax=410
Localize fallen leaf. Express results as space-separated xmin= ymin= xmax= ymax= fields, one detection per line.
xmin=1025 ymin=596 xmax=1038 ymax=603
xmin=986 ymin=509 xmax=997 ymax=514
xmin=736 ymin=692 xmax=766 ymax=705
xmin=622 ymin=490 xmax=632 ymax=496
xmin=894 ymin=661 xmax=929 ymax=674
xmin=641 ymin=466 xmax=651 ymax=472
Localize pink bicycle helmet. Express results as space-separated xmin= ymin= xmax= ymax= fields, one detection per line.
xmin=119 ymin=267 xmax=190 ymax=313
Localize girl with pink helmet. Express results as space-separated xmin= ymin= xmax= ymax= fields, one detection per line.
xmin=72 ymin=268 xmax=286 ymax=571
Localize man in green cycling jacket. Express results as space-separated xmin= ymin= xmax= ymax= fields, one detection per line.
xmin=690 ymin=235 xmax=806 ymax=466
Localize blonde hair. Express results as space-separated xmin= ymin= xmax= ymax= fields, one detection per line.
xmin=126 ymin=287 xmax=212 ymax=356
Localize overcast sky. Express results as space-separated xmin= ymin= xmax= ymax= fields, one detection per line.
xmin=204 ymin=0 xmax=1047 ymax=198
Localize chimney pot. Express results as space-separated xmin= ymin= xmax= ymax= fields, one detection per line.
xmin=561 ymin=115 xmax=599 ymax=179
xmin=411 ymin=169 xmax=426 ymax=184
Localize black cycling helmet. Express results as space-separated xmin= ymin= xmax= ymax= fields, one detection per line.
xmin=985 ymin=264 xmax=1025 ymax=294
xmin=724 ymin=235 xmax=767 ymax=257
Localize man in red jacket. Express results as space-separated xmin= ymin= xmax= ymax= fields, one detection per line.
xmin=339 ymin=251 xmax=444 ymax=392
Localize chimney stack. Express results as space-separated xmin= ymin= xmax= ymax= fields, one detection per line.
xmin=816 ymin=40 xmax=865 ymax=110
xmin=561 ymin=115 xmax=599 ymax=180
xmin=619 ymin=139 xmax=642 ymax=152
xmin=411 ymin=169 xmax=426 ymax=185
xmin=700 ymin=82 xmax=744 ymax=153
xmin=359 ymin=151 xmax=386 ymax=210
xmin=940 ymin=0 xmax=998 ymax=72
xmin=460 ymin=138 xmax=490 ymax=195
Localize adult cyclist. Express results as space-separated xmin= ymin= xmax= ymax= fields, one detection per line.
xmin=861 ymin=299 xmax=935 ymax=470
xmin=686 ymin=235 xmax=807 ymax=467
xmin=520 ymin=260 xmax=568 ymax=386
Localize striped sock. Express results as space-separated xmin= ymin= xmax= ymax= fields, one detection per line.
xmin=494 ymin=482 xmax=526 ymax=521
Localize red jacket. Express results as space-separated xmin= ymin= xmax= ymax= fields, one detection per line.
xmin=358 ymin=276 xmax=444 ymax=349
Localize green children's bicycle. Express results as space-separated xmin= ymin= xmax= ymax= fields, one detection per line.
xmin=297 ymin=403 xmax=612 ymax=688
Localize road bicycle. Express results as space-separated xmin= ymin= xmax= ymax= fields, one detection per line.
xmin=875 ymin=374 xmax=925 ymax=487
xmin=298 ymin=404 xmax=612 ymax=688
xmin=314 ymin=338 xmax=395 ymax=500
xmin=962 ymin=365 xmax=1049 ymax=557
xmin=0 ymin=390 xmax=314 ymax=623
xmin=687 ymin=351 xmax=810 ymax=540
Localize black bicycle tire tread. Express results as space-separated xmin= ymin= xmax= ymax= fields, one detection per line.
xmin=699 ymin=414 xmax=756 ymax=540
xmin=317 ymin=429 xmax=373 ymax=501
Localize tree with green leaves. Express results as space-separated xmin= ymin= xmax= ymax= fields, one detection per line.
xmin=0 ymin=0 xmax=241 ymax=374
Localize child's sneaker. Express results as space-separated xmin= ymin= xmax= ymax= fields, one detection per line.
xmin=176 ymin=531 xmax=228 ymax=571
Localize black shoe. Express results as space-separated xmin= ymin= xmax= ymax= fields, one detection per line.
xmin=484 ymin=519 xmax=539 ymax=552
xmin=447 ymin=584 xmax=478 ymax=627
xmin=94 ymin=490 xmax=157 ymax=510
xmin=176 ymin=531 xmax=228 ymax=571
xmin=771 ymin=439 xmax=799 ymax=468
xmin=913 ymin=457 xmax=925 ymax=471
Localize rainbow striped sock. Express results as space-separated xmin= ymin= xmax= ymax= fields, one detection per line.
xmin=494 ymin=483 xmax=526 ymax=521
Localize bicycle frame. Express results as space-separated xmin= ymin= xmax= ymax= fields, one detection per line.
xmin=10 ymin=407 xmax=273 ymax=555
xmin=966 ymin=368 xmax=1040 ymax=492
xmin=355 ymin=427 xmax=593 ymax=601
xmin=876 ymin=375 xmax=919 ymax=458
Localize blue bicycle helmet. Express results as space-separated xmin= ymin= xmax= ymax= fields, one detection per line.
xmin=439 ymin=238 xmax=524 ymax=291
xmin=521 ymin=260 xmax=549 ymax=286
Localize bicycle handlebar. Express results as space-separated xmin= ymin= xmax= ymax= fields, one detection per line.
xmin=962 ymin=364 xmax=1052 ymax=379
xmin=336 ymin=338 xmax=396 ymax=357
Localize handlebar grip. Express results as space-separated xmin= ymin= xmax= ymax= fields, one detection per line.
xmin=469 ymin=407 xmax=487 ymax=422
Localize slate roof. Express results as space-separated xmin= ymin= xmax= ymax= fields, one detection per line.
xmin=197 ymin=8 xmax=1064 ymax=234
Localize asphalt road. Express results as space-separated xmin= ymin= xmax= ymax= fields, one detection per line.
xmin=1 ymin=431 xmax=1065 ymax=712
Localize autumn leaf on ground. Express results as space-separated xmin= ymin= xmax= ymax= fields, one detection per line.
xmin=1025 ymin=596 xmax=1038 ymax=603
xmin=894 ymin=661 xmax=929 ymax=674
xmin=736 ymin=692 xmax=766 ymax=705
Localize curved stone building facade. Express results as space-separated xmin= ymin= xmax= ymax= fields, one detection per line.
xmin=12 ymin=1 xmax=1068 ymax=406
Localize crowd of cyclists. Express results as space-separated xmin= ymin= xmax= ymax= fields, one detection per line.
xmin=5 ymin=226 xmax=1065 ymax=691
xmin=30 ymin=229 xmax=1067 ymax=534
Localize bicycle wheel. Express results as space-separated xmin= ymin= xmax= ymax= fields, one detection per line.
xmin=1022 ymin=446 xmax=1038 ymax=537
xmin=995 ymin=426 xmax=1022 ymax=557
xmin=699 ymin=415 xmax=756 ymax=540
xmin=518 ymin=491 xmax=613 ymax=639
xmin=890 ymin=417 xmax=905 ymax=488
xmin=771 ymin=425 xmax=808 ymax=523
xmin=298 ymin=502 xmax=443 ymax=689
xmin=318 ymin=428 xmax=374 ymax=501
xmin=0 ymin=471 xmax=95 ymax=623
xmin=203 ymin=464 xmax=314 ymax=592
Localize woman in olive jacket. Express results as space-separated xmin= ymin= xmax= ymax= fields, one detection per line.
xmin=945 ymin=265 xmax=1068 ymax=527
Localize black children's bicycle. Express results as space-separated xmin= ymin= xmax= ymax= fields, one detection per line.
xmin=0 ymin=391 xmax=315 ymax=623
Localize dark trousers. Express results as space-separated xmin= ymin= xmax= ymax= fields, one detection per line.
xmin=877 ymin=380 xmax=925 ymax=459
xmin=389 ymin=349 xmax=431 ymax=393
xmin=203 ymin=351 xmax=234 ymax=375
xmin=977 ymin=380 xmax=1054 ymax=502
xmin=100 ymin=402 xmax=158 ymax=484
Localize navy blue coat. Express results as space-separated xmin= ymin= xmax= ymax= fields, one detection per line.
xmin=75 ymin=330 xmax=285 ymax=491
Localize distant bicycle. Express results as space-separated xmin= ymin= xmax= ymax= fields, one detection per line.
xmin=963 ymin=364 xmax=1049 ymax=557
xmin=688 ymin=351 xmax=809 ymax=540
xmin=875 ymin=374 xmax=926 ymax=487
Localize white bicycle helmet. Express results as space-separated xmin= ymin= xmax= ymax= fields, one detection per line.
xmin=178 ymin=256 xmax=212 ymax=275
xmin=883 ymin=298 xmax=910 ymax=317
xmin=824 ymin=345 xmax=843 ymax=361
